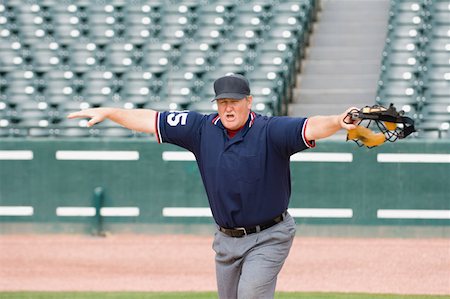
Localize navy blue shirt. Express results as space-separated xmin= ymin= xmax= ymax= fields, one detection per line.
xmin=156 ymin=111 xmax=315 ymax=228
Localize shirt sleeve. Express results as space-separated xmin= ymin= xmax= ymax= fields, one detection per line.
xmin=155 ymin=110 xmax=205 ymax=152
xmin=267 ymin=116 xmax=315 ymax=156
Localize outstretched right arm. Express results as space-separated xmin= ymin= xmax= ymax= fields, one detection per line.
xmin=67 ymin=108 xmax=157 ymax=134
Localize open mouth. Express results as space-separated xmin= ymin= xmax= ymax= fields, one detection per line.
xmin=225 ymin=113 xmax=235 ymax=121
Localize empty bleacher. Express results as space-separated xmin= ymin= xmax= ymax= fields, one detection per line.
xmin=376 ymin=0 xmax=450 ymax=139
xmin=0 ymin=0 xmax=448 ymax=139
xmin=0 ymin=0 xmax=317 ymax=138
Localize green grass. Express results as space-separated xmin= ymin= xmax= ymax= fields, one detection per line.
xmin=0 ymin=292 xmax=449 ymax=299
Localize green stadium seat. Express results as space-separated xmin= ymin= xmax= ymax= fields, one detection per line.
xmin=105 ymin=42 xmax=136 ymax=72
xmin=376 ymin=80 xmax=422 ymax=106
xmin=125 ymin=22 xmax=160 ymax=45
xmin=80 ymin=78 xmax=114 ymax=105
xmin=28 ymin=127 xmax=59 ymax=137
xmin=144 ymin=100 xmax=180 ymax=112
xmin=58 ymin=101 xmax=91 ymax=116
xmin=178 ymin=50 xmax=212 ymax=72
xmin=428 ymin=37 xmax=450 ymax=52
xmin=423 ymin=81 xmax=450 ymax=104
xmin=275 ymin=2 xmax=314 ymax=26
xmin=431 ymin=11 xmax=450 ymax=26
xmin=197 ymin=14 xmax=227 ymax=28
xmin=198 ymin=1 xmax=236 ymax=17
xmin=229 ymin=27 xmax=263 ymax=43
xmin=233 ymin=15 xmax=268 ymax=32
xmin=45 ymin=76 xmax=73 ymax=99
xmin=384 ymin=36 xmax=426 ymax=55
xmin=237 ymin=2 xmax=273 ymax=20
xmin=0 ymin=127 xmax=12 ymax=137
xmin=250 ymin=82 xmax=281 ymax=115
xmin=162 ymin=1 xmax=199 ymax=15
xmin=0 ymin=109 xmax=10 ymax=128
xmin=187 ymin=100 xmax=217 ymax=114
xmin=265 ymin=25 xmax=305 ymax=46
xmin=430 ymin=25 xmax=450 ymax=38
xmin=15 ymin=110 xmax=51 ymax=129
xmin=140 ymin=48 xmax=171 ymax=72
xmin=99 ymin=127 xmax=135 ymax=138
xmin=247 ymin=67 xmax=289 ymax=106
xmin=32 ymin=48 xmax=61 ymax=72
xmin=121 ymin=71 xmax=155 ymax=106
xmin=194 ymin=26 xmax=226 ymax=41
xmin=421 ymin=103 xmax=450 ymax=122
xmin=416 ymin=119 xmax=450 ymax=138
xmin=164 ymin=80 xmax=195 ymax=108
xmin=58 ymin=127 xmax=93 ymax=138
xmin=0 ymin=42 xmax=23 ymax=72
xmin=5 ymin=127 xmax=28 ymax=137
xmin=380 ymin=64 xmax=420 ymax=81
xmin=216 ymin=51 xmax=248 ymax=68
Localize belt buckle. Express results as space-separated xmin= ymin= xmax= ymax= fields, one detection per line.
xmin=234 ymin=227 xmax=247 ymax=237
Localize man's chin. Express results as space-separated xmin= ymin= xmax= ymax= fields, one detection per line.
xmin=223 ymin=122 xmax=239 ymax=130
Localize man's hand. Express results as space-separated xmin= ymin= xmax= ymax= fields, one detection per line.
xmin=67 ymin=108 xmax=112 ymax=127
xmin=339 ymin=107 xmax=360 ymax=131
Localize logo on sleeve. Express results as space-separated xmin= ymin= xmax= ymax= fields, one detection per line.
xmin=167 ymin=112 xmax=188 ymax=126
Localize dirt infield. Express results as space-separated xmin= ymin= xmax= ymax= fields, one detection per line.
xmin=0 ymin=234 xmax=449 ymax=295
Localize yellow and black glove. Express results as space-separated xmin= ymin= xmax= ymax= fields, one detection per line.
xmin=345 ymin=104 xmax=415 ymax=148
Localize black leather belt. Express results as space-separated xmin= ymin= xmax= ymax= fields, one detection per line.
xmin=219 ymin=211 xmax=287 ymax=238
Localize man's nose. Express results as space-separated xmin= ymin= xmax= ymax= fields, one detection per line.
xmin=225 ymin=104 xmax=233 ymax=111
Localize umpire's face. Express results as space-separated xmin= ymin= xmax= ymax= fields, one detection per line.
xmin=217 ymin=96 xmax=253 ymax=130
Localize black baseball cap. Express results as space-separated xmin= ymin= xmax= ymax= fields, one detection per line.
xmin=212 ymin=74 xmax=251 ymax=101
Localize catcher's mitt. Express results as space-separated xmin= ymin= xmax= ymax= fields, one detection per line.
xmin=345 ymin=103 xmax=416 ymax=148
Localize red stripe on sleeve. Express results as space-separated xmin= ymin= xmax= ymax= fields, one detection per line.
xmin=155 ymin=111 xmax=161 ymax=143
xmin=302 ymin=118 xmax=316 ymax=148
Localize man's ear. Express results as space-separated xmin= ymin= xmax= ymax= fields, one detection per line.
xmin=246 ymin=95 xmax=253 ymax=109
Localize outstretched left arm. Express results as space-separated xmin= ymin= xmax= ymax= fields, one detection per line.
xmin=304 ymin=107 xmax=359 ymax=141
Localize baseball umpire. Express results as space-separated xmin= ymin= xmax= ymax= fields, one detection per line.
xmin=68 ymin=74 xmax=359 ymax=299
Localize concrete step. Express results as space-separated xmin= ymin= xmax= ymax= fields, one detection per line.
xmin=301 ymin=60 xmax=381 ymax=75
xmin=310 ymin=34 xmax=386 ymax=47
xmin=322 ymin=0 xmax=390 ymax=11
xmin=298 ymin=74 xmax=379 ymax=90
xmin=289 ymin=103 xmax=353 ymax=117
xmin=320 ymin=11 xmax=388 ymax=24
xmin=313 ymin=19 xmax=387 ymax=34
xmin=314 ymin=23 xmax=386 ymax=38
xmin=288 ymin=0 xmax=389 ymax=118
xmin=306 ymin=47 xmax=383 ymax=60
xmin=319 ymin=10 xmax=388 ymax=22
xmin=293 ymin=89 xmax=376 ymax=105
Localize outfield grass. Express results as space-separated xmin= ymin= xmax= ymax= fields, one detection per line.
xmin=0 ymin=292 xmax=449 ymax=299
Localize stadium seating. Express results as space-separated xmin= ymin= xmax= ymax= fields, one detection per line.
xmin=0 ymin=0 xmax=317 ymax=137
xmin=376 ymin=0 xmax=450 ymax=139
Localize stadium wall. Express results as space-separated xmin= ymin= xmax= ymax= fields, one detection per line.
xmin=0 ymin=138 xmax=449 ymax=235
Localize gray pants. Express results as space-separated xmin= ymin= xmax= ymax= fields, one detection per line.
xmin=212 ymin=213 xmax=296 ymax=299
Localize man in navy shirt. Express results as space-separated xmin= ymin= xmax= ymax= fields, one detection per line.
xmin=68 ymin=74 xmax=358 ymax=299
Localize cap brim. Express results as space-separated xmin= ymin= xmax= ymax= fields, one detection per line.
xmin=211 ymin=93 xmax=248 ymax=102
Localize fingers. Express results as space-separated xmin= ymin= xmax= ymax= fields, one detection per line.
xmin=67 ymin=109 xmax=97 ymax=119
xmin=66 ymin=111 xmax=84 ymax=119
xmin=87 ymin=116 xmax=102 ymax=127
xmin=66 ymin=109 xmax=105 ymax=127
xmin=342 ymin=123 xmax=357 ymax=131
xmin=341 ymin=107 xmax=360 ymax=130
xmin=342 ymin=112 xmax=354 ymax=125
